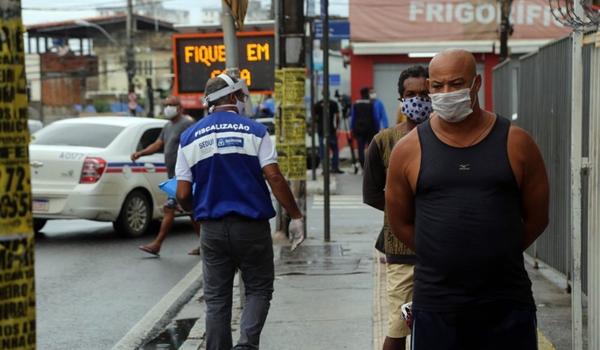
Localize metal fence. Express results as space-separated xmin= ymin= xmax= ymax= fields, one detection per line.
xmin=586 ymin=40 xmax=600 ymax=350
xmin=493 ymin=36 xmax=597 ymax=292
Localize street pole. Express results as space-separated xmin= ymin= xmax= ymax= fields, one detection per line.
xmin=570 ymin=3 xmax=584 ymax=350
xmin=222 ymin=0 xmax=239 ymax=78
xmin=499 ymin=0 xmax=513 ymax=61
xmin=307 ymin=17 xmax=317 ymax=181
xmin=126 ymin=0 xmax=135 ymax=93
xmin=220 ymin=0 xmax=244 ymax=307
xmin=0 ymin=0 xmax=37 ymax=348
xmin=322 ymin=0 xmax=330 ymax=242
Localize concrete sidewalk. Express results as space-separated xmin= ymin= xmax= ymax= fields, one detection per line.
xmin=144 ymin=171 xmax=573 ymax=350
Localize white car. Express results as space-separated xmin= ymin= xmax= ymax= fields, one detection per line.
xmin=30 ymin=116 xmax=172 ymax=237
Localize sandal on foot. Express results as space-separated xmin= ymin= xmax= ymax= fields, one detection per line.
xmin=188 ymin=248 xmax=200 ymax=256
xmin=139 ymin=245 xmax=160 ymax=257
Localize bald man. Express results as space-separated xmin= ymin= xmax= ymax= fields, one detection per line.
xmin=386 ymin=50 xmax=549 ymax=349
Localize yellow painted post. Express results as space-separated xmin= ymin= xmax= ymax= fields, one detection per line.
xmin=0 ymin=0 xmax=36 ymax=349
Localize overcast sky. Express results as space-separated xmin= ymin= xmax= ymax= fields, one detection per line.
xmin=22 ymin=0 xmax=348 ymax=25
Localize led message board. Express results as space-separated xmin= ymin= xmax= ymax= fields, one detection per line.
xmin=173 ymin=32 xmax=275 ymax=95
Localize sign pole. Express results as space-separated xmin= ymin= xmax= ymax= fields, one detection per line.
xmin=0 ymin=0 xmax=37 ymax=348
xmin=322 ymin=0 xmax=331 ymax=242
xmin=222 ymin=0 xmax=240 ymax=79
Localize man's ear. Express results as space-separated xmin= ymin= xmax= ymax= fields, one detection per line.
xmin=475 ymin=74 xmax=482 ymax=92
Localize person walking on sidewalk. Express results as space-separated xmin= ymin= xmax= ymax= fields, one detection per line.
xmin=133 ymin=96 xmax=200 ymax=256
xmin=313 ymin=92 xmax=344 ymax=174
xmin=369 ymin=87 xmax=389 ymax=129
xmin=386 ymin=49 xmax=549 ymax=350
xmin=363 ymin=65 xmax=431 ymax=350
xmin=351 ymin=87 xmax=380 ymax=169
xmin=175 ymin=73 xmax=305 ymax=350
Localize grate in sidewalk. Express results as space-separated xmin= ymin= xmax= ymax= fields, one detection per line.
xmin=276 ymin=244 xmax=361 ymax=276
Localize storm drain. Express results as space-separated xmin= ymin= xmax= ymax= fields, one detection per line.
xmin=276 ymin=244 xmax=361 ymax=276
xmin=141 ymin=318 xmax=197 ymax=350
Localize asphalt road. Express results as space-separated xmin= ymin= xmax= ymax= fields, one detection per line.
xmin=34 ymin=218 xmax=200 ymax=350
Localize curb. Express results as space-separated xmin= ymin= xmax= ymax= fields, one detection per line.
xmin=111 ymin=261 xmax=204 ymax=350
xmin=178 ymin=274 xmax=244 ymax=350
xmin=373 ymin=249 xmax=386 ymax=350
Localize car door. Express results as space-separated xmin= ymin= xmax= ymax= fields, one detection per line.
xmin=135 ymin=126 xmax=169 ymax=205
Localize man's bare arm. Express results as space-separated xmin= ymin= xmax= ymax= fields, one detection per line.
xmin=131 ymin=139 xmax=164 ymax=161
xmin=263 ymin=164 xmax=302 ymax=219
xmin=511 ymin=128 xmax=549 ymax=249
xmin=385 ymin=139 xmax=417 ymax=250
xmin=176 ymin=180 xmax=193 ymax=212
xmin=363 ymin=140 xmax=386 ymax=211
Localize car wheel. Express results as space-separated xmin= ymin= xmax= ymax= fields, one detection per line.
xmin=33 ymin=219 xmax=47 ymax=233
xmin=114 ymin=190 xmax=152 ymax=238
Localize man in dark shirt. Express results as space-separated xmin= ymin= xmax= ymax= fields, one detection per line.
xmin=313 ymin=95 xmax=343 ymax=173
xmin=133 ymin=96 xmax=200 ymax=256
xmin=363 ymin=65 xmax=431 ymax=350
xmin=386 ymin=50 xmax=549 ymax=349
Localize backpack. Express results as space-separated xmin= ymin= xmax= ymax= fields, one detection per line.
xmin=353 ymin=100 xmax=376 ymax=137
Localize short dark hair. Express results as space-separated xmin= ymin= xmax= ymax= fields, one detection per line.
xmin=397 ymin=65 xmax=429 ymax=97
xmin=360 ymin=86 xmax=370 ymax=99
xmin=204 ymin=74 xmax=239 ymax=107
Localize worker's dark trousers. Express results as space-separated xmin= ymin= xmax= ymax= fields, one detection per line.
xmin=200 ymin=216 xmax=274 ymax=350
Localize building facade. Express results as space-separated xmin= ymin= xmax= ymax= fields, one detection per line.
xmin=349 ymin=0 xmax=571 ymax=127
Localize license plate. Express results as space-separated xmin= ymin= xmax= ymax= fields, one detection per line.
xmin=33 ymin=199 xmax=49 ymax=212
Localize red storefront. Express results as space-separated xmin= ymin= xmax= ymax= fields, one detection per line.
xmin=349 ymin=0 xmax=570 ymax=125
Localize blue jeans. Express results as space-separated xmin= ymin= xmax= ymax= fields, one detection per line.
xmin=201 ymin=216 xmax=274 ymax=350
xmin=318 ymin=134 xmax=340 ymax=170
xmin=355 ymin=134 xmax=374 ymax=169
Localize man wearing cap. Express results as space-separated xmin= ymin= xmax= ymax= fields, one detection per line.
xmin=175 ymin=73 xmax=305 ymax=349
xmin=133 ymin=96 xmax=200 ymax=256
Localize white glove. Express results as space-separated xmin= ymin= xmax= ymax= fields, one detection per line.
xmin=288 ymin=218 xmax=305 ymax=251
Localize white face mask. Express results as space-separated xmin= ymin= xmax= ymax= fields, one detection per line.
xmin=369 ymin=92 xmax=377 ymax=99
xmin=429 ymin=80 xmax=477 ymax=123
xmin=163 ymin=105 xmax=178 ymax=119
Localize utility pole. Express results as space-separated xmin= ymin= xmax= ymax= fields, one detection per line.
xmin=0 ymin=0 xmax=37 ymax=348
xmin=222 ymin=0 xmax=240 ymax=78
xmin=126 ymin=0 xmax=135 ymax=93
xmin=322 ymin=0 xmax=331 ymax=242
xmin=274 ymin=0 xmax=306 ymax=240
xmin=220 ymin=0 xmax=244 ymax=306
xmin=499 ymin=0 xmax=513 ymax=61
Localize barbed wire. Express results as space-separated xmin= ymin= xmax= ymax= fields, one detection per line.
xmin=548 ymin=0 xmax=600 ymax=29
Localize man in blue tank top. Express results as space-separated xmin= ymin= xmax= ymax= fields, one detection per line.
xmin=175 ymin=74 xmax=304 ymax=350
xmin=386 ymin=50 xmax=549 ymax=349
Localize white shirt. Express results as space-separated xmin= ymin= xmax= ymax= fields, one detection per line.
xmin=175 ymin=131 xmax=277 ymax=182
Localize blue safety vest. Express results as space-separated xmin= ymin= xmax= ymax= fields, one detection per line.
xmin=179 ymin=111 xmax=276 ymax=220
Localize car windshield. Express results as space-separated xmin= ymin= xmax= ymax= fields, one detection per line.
xmin=32 ymin=123 xmax=124 ymax=148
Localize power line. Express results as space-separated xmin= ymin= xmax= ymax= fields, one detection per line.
xmin=23 ymin=0 xmax=176 ymax=12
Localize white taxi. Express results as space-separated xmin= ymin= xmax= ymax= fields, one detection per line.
xmin=30 ymin=116 xmax=173 ymax=237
